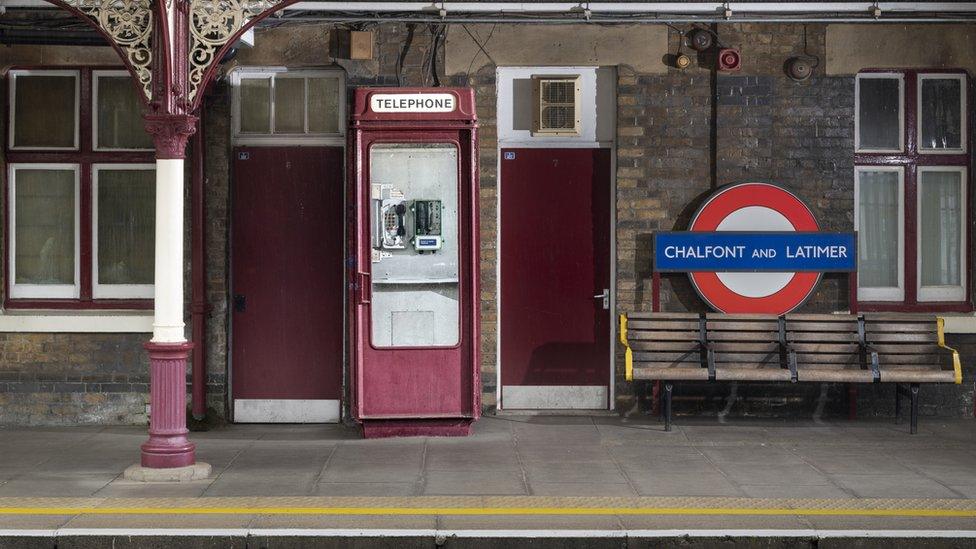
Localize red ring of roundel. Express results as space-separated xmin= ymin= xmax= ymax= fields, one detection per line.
xmin=688 ymin=183 xmax=821 ymax=315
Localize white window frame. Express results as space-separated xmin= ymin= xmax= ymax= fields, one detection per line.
xmin=854 ymin=165 xmax=905 ymax=302
xmin=92 ymin=70 xmax=153 ymax=153
xmin=917 ymin=166 xmax=967 ymax=302
xmin=855 ymin=72 xmax=905 ymax=154
xmin=7 ymin=163 xmax=81 ymax=299
xmin=7 ymin=69 xmax=81 ymax=151
xmin=230 ymin=67 xmax=346 ymax=146
xmin=917 ymin=73 xmax=968 ymax=155
xmin=91 ymin=163 xmax=156 ymax=299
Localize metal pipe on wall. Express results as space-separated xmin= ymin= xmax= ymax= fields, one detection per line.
xmin=190 ymin=108 xmax=208 ymax=421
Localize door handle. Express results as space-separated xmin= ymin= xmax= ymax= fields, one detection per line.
xmin=234 ymin=294 xmax=246 ymax=313
xmin=593 ymin=288 xmax=610 ymax=310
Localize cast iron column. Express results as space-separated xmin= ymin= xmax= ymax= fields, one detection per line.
xmin=140 ymin=113 xmax=198 ymax=468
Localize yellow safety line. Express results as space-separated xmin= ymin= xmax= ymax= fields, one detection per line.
xmin=937 ymin=317 xmax=963 ymax=385
xmin=619 ymin=314 xmax=633 ymax=381
xmin=0 ymin=507 xmax=974 ymax=517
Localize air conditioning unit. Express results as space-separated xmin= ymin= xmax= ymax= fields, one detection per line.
xmin=532 ymin=76 xmax=582 ymax=137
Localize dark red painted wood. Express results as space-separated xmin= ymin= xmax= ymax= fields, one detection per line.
xmin=3 ymin=66 xmax=154 ymax=310
xmin=231 ymin=146 xmax=344 ymax=402
xmin=349 ymin=87 xmax=480 ymax=428
xmin=499 ymin=148 xmax=612 ymax=392
xmin=854 ymin=68 xmax=972 ymax=312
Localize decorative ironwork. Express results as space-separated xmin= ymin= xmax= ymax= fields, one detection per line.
xmin=188 ymin=0 xmax=284 ymax=103
xmin=68 ymin=0 xmax=154 ymax=101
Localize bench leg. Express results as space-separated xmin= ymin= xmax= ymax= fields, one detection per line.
xmin=664 ymin=383 xmax=673 ymax=432
xmin=895 ymin=384 xmax=901 ymax=424
xmin=910 ymin=383 xmax=919 ymax=435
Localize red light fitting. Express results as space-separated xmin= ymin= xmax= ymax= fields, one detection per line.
xmin=718 ymin=48 xmax=741 ymax=72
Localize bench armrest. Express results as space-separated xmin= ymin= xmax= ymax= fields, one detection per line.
xmin=937 ymin=317 xmax=963 ymax=385
xmin=619 ymin=314 xmax=633 ymax=381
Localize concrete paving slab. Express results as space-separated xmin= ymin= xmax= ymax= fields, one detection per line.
xmin=423 ymin=471 xmax=527 ymax=495
xmin=434 ymin=513 xmax=624 ymax=531
xmin=0 ymin=475 xmax=117 ymax=497
xmin=319 ymin=462 xmax=423 ymax=483
xmin=738 ymin=483 xmax=854 ymax=499
xmin=627 ymin=472 xmax=745 ymax=497
xmin=0 ymin=514 xmax=74 ymax=529
xmin=795 ymin=453 xmax=917 ymax=476
xmin=313 ymin=482 xmax=421 ymax=497
xmin=523 ymin=462 xmax=628 ymax=485
xmin=528 ymin=482 xmax=637 ymax=497
xmin=94 ymin=480 xmax=213 ymax=498
xmin=203 ymin=473 xmax=317 ymax=497
xmin=829 ymin=474 xmax=963 ymax=498
xmin=713 ymin=463 xmax=832 ymax=486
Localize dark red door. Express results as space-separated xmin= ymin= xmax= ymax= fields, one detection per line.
xmin=500 ymin=148 xmax=612 ymax=409
xmin=231 ymin=146 xmax=344 ymax=422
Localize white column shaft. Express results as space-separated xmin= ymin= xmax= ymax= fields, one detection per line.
xmin=152 ymin=158 xmax=186 ymax=343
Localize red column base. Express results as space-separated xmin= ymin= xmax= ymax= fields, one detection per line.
xmin=141 ymin=341 xmax=196 ymax=468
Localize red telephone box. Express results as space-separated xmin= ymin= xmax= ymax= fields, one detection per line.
xmin=349 ymin=87 xmax=480 ymax=438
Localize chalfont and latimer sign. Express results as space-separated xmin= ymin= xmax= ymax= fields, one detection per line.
xmin=653 ymin=182 xmax=857 ymax=315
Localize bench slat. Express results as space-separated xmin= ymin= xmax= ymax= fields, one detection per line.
xmin=789 ymin=342 xmax=860 ymax=353
xmin=630 ymin=341 xmax=700 ymax=351
xmin=788 ymin=332 xmax=860 ymax=342
xmin=706 ymin=331 xmax=779 ymax=341
xmin=632 ymin=352 xmax=701 ymax=362
xmin=866 ymin=333 xmax=938 ymax=343
xmin=865 ymin=323 xmax=937 ymax=333
xmin=706 ymin=321 xmax=780 ymax=331
xmin=710 ymin=342 xmax=780 ymax=352
xmin=627 ymin=312 xmax=700 ymax=320
xmin=785 ymin=321 xmax=860 ymax=332
xmin=627 ymin=320 xmax=701 ymax=331
xmin=632 ymin=367 xmax=709 ymax=381
xmin=628 ymin=331 xmax=702 ymax=341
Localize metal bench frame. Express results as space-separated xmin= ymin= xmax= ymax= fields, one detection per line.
xmin=619 ymin=313 xmax=962 ymax=433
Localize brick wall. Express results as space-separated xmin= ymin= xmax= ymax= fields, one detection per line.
xmin=1 ymin=22 xmax=972 ymax=425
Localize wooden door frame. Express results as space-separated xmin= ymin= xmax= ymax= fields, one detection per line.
xmin=495 ymin=143 xmax=617 ymax=411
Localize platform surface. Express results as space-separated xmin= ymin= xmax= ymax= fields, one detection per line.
xmin=1 ymin=416 xmax=975 ymax=543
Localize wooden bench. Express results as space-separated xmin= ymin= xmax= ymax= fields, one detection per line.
xmin=618 ymin=312 xmax=962 ymax=433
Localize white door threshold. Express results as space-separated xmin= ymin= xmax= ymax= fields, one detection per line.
xmin=501 ymin=385 xmax=608 ymax=410
xmin=233 ymin=399 xmax=340 ymax=423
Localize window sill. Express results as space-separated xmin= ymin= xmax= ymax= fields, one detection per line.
xmin=0 ymin=310 xmax=153 ymax=333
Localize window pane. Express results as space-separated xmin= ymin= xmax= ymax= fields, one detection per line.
xmin=14 ymin=75 xmax=76 ymax=148
xmin=858 ymin=77 xmax=901 ymax=151
xmin=308 ymin=77 xmax=340 ymax=133
xmin=97 ymin=76 xmax=152 ymax=149
xmin=920 ymin=78 xmax=963 ymax=151
xmin=919 ymin=170 xmax=963 ymax=287
xmin=240 ymin=78 xmax=271 ymax=133
xmin=369 ymin=144 xmax=459 ymax=347
xmin=97 ymin=169 xmax=155 ymax=285
xmin=274 ymin=78 xmax=305 ymax=133
xmin=14 ymin=169 xmax=75 ymax=284
xmin=857 ymin=170 xmax=900 ymax=288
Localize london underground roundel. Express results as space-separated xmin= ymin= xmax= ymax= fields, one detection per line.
xmin=688 ymin=183 xmax=820 ymax=315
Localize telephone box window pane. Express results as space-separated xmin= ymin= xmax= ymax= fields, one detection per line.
xmin=274 ymin=78 xmax=305 ymax=134
xmin=15 ymin=169 xmax=75 ymax=284
xmin=920 ymin=78 xmax=963 ymax=151
xmin=858 ymin=78 xmax=901 ymax=151
xmin=240 ymin=78 xmax=271 ymax=133
xmin=97 ymin=76 xmax=152 ymax=149
xmin=14 ymin=75 xmax=76 ymax=148
xmin=308 ymin=77 xmax=340 ymax=134
xmin=369 ymin=144 xmax=460 ymax=348
xmin=857 ymin=170 xmax=900 ymax=288
xmin=97 ymin=170 xmax=155 ymax=285
xmin=919 ymin=170 xmax=962 ymax=287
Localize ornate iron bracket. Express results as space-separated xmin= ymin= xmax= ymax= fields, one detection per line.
xmin=66 ymin=0 xmax=154 ymax=101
